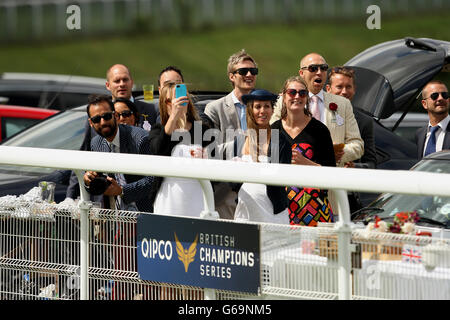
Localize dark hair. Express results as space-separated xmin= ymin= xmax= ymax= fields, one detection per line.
xmin=158 ymin=66 xmax=184 ymax=86
xmin=114 ymin=98 xmax=140 ymax=120
xmin=86 ymin=94 xmax=114 ymax=117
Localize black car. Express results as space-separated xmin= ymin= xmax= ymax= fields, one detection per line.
xmin=0 ymin=37 xmax=448 ymax=205
xmin=345 ymin=37 xmax=450 ymax=170
xmin=352 ymin=150 xmax=450 ymax=230
xmin=0 ymin=72 xmax=109 ymax=110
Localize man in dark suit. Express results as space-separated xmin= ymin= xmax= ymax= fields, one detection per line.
xmin=326 ymin=66 xmax=377 ymax=169
xmin=66 ymin=64 xmax=157 ymax=199
xmin=416 ymin=80 xmax=450 ymax=159
xmin=326 ymin=66 xmax=377 ymax=213
xmin=106 ymin=64 xmax=158 ymax=129
xmin=83 ymin=94 xmax=154 ymax=213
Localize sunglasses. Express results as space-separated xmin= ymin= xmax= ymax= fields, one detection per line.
xmin=425 ymin=91 xmax=449 ymax=101
xmin=233 ymin=67 xmax=259 ymax=76
xmin=90 ymin=111 xmax=114 ymax=124
xmin=285 ymin=89 xmax=308 ymax=98
xmin=117 ymin=110 xmax=133 ymax=118
xmin=301 ymin=64 xmax=329 ymax=73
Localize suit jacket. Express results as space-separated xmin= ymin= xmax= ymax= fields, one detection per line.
xmin=87 ymin=124 xmax=155 ymax=213
xmin=203 ymin=92 xmax=242 ymax=219
xmin=65 ymin=99 xmax=157 ymax=199
xmin=415 ymin=120 xmax=450 ymax=159
xmin=353 ymin=108 xmax=377 ymax=169
xmin=204 ymin=92 xmax=243 ymax=159
xmin=134 ymin=99 xmax=158 ymax=128
xmin=271 ymin=91 xmax=364 ymax=166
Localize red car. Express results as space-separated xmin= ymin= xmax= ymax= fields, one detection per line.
xmin=0 ymin=105 xmax=58 ymax=141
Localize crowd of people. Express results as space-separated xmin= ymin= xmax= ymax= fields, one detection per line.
xmin=70 ymin=49 xmax=449 ymax=227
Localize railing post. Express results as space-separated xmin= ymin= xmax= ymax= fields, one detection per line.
xmin=75 ymin=170 xmax=91 ymax=300
xmin=334 ymin=189 xmax=353 ymax=300
xmin=198 ymin=179 xmax=218 ymax=299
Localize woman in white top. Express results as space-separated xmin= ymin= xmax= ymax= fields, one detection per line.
xmin=234 ymin=89 xmax=289 ymax=224
xmin=148 ymin=81 xmax=210 ymax=217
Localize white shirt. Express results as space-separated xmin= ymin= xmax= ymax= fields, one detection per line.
xmin=424 ymin=114 xmax=450 ymax=156
xmin=309 ymin=90 xmax=325 ymax=124
xmin=108 ymin=128 xmax=121 ymax=153
xmin=231 ymin=91 xmax=246 ymax=130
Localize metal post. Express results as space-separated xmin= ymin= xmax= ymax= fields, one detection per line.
xmin=75 ymin=170 xmax=91 ymax=300
xmin=198 ymin=179 xmax=217 ymax=299
xmin=334 ymin=189 xmax=353 ymax=300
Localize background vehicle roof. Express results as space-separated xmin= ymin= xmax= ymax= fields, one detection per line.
xmin=346 ymin=37 xmax=450 ymax=119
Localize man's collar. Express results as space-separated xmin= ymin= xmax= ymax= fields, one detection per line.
xmin=309 ymin=90 xmax=324 ymax=101
xmin=112 ymin=96 xmax=134 ymax=103
xmin=231 ymin=91 xmax=244 ymax=106
xmin=429 ymin=114 xmax=450 ymax=130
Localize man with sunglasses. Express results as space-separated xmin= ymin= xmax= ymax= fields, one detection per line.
xmin=66 ymin=64 xmax=157 ymax=200
xmin=204 ymin=49 xmax=258 ymax=219
xmin=271 ymin=53 xmax=363 ymax=167
xmin=416 ymin=80 xmax=450 ymax=159
xmin=83 ymin=94 xmax=154 ymax=212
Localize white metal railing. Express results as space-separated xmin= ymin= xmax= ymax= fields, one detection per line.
xmin=1 ymin=146 xmax=450 ymax=300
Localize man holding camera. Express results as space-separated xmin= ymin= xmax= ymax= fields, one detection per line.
xmin=83 ymin=94 xmax=154 ymax=212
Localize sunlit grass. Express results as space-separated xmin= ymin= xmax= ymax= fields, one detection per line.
xmin=1 ymin=12 xmax=448 ymax=93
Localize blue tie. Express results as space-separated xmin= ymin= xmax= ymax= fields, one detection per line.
xmin=238 ymin=104 xmax=247 ymax=131
xmin=424 ymin=126 xmax=439 ymax=157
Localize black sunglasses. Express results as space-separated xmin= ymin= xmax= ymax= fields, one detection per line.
xmin=285 ymin=89 xmax=308 ymax=98
xmin=90 ymin=111 xmax=114 ymax=124
xmin=117 ymin=110 xmax=133 ymax=118
xmin=425 ymin=91 xmax=449 ymax=101
xmin=233 ymin=67 xmax=259 ymax=76
xmin=301 ymin=64 xmax=329 ymax=73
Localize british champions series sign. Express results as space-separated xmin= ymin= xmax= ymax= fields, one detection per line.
xmin=137 ymin=214 xmax=260 ymax=294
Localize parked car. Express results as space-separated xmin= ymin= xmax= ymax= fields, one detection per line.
xmin=0 ymin=92 xmax=224 ymax=202
xmin=352 ymin=150 xmax=450 ymax=230
xmin=0 ymin=105 xmax=58 ymax=141
xmin=0 ymin=37 xmax=448 ymax=205
xmin=379 ymin=112 xmax=429 ymax=144
xmin=0 ymin=72 xmax=109 ymax=110
xmin=345 ymin=37 xmax=450 ymax=170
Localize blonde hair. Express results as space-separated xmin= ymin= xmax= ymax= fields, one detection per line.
xmin=227 ymin=49 xmax=257 ymax=74
xmin=158 ymin=81 xmax=199 ymax=129
xmin=280 ymin=76 xmax=311 ymax=119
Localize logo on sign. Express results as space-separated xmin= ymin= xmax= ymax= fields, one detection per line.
xmin=175 ymin=233 xmax=198 ymax=272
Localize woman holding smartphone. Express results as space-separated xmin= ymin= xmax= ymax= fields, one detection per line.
xmin=148 ymin=81 xmax=210 ymax=217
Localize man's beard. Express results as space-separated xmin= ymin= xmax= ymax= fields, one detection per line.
xmin=95 ymin=121 xmax=117 ymax=139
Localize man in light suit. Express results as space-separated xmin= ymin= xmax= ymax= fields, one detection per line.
xmin=416 ymin=80 xmax=450 ymax=159
xmin=271 ymin=53 xmax=363 ymax=217
xmin=204 ymin=49 xmax=258 ymax=219
xmin=271 ymin=53 xmax=364 ymax=167
xmin=83 ymin=94 xmax=155 ymax=213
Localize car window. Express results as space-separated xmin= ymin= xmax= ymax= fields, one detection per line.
xmin=0 ymin=109 xmax=87 ymax=175
xmin=2 ymin=117 xmax=42 ymax=139
xmin=0 ymin=91 xmax=43 ymax=108
xmin=368 ymin=159 xmax=450 ymax=225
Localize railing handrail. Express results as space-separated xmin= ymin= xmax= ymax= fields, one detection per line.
xmin=0 ymin=146 xmax=448 ymax=197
